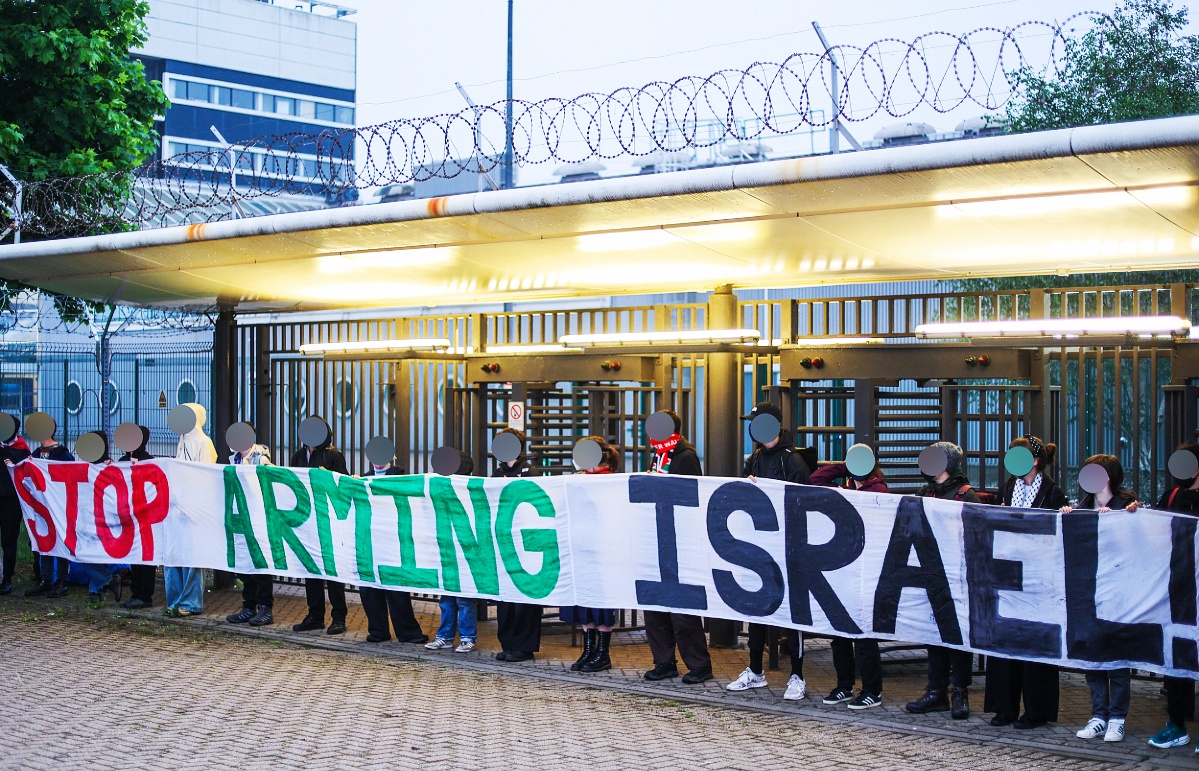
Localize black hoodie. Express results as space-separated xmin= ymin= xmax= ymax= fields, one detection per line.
xmin=492 ymin=457 xmax=534 ymax=478
xmin=32 ymin=441 xmax=73 ymax=462
xmin=288 ymin=418 xmax=347 ymax=474
xmin=743 ymin=428 xmax=809 ymax=484
xmin=917 ymin=472 xmax=980 ymax=503
xmin=119 ymin=426 xmax=154 ymax=462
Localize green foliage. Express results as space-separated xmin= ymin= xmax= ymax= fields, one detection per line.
xmin=0 ymin=0 xmax=169 ymax=320
xmin=957 ymin=270 xmax=1199 ymax=293
xmin=1003 ymin=0 xmax=1199 ymax=132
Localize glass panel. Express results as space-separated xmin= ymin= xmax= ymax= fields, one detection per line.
xmin=273 ymin=96 xmax=294 ymax=116
xmin=315 ymin=102 xmax=336 ymax=121
xmin=172 ymin=80 xmax=187 ymax=99
xmin=335 ymin=106 xmax=353 ymax=125
xmin=213 ymin=86 xmax=232 ymax=106
xmin=231 ymin=89 xmax=254 ymax=110
xmin=187 ymin=81 xmax=208 ymax=101
xmin=297 ymin=99 xmax=315 ymax=119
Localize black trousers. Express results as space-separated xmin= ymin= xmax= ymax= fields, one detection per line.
xmin=983 ymin=658 xmax=1059 ymax=722
xmin=748 ymin=624 xmax=802 ymax=676
xmin=129 ymin=564 xmax=157 ymax=603
xmin=359 ymin=586 xmax=425 ymax=641
xmin=496 ymin=601 xmax=543 ymax=654
xmin=240 ymin=574 xmax=273 ymax=609
xmin=1166 ymin=676 xmax=1196 ymax=729
xmin=831 ymin=637 xmax=883 ymax=696
xmin=927 ymin=646 xmax=973 ymax=690
xmin=644 ymin=610 xmax=710 ymax=671
xmin=304 ymin=578 xmax=346 ymax=623
xmin=0 ymin=495 xmax=21 ymax=582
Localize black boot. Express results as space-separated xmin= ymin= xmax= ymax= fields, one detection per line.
xmin=46 ymin=581 xmax=69 ymax=598
xmin=571 ymin=629 xmax=597 ymax=672
xmin=950 ymin=686 xmax=970 ymax=720
xmin=24 ymin=580 xmax=53 ymax=597
xmin=905 ymin=688 xmax=949 ymax=714
xmin=580 ymin=631 xmax=612 ymax=673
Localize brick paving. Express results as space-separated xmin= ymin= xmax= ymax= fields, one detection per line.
xmin=0 ymin=572 xmax=1193 ymax=769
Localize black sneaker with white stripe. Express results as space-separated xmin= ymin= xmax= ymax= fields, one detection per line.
xmin=823 ymin=686 xmax=854 ymax=705
xmin=848 ymin=692 xmax=882 ymax=710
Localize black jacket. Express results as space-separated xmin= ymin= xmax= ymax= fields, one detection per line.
xmin=662 ymin=438 xmax=703 ymax=477
xmin=119 ymin=427 xmax=153 ymax=463
xmin=1158 ymin=486 xmax=1199 ymax=517
xmin=918 ymin=472 xmax=981 ymax=503
xmin=0 ymin=439 xmax=31 ymax=497
xmin=1078 ymin=490 xmax=1138 ymax=510
xmin=367 ymin=464 xmax=405 ymax=477
xmin=493 ymin=458 xmax=535 ymax=478
xmin=1000 ymin=473 xmax=1068 ymax=510
xmin=31 ymin=442 xmax=73 ymax=462
xmin=743 ymin=428 xmax=809 ymax=484
xmin=290 ymin=443 xmax=348 ymax=475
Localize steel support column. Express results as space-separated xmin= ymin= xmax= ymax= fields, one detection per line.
xmin=211 ymin=308 xmax=238 ymax=590
xmin=705 ymin=286 xmax=740 ymax=647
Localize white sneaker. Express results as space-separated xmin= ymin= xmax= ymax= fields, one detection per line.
xmin=783 ymin=675 xmax=807 ymax=701
xmin=455 ymin=640 xmax=476 ymax=653
xmin=1104 ymin=718 xmax=1125 ymax=743
xmin=1076 ymin=717 xmax=1107 ymax=739
xmin=726 ymin=667 xmax=767 ymax=691
xmin=424 ymin=637 xmax=453 ymax=650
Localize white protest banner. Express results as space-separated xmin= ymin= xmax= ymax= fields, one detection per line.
xmin=11 ymin=458 xmax=1199 ymax=678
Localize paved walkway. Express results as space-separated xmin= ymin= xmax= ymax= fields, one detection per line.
xmin=0 ymin=574 xmax=1193 ymax=769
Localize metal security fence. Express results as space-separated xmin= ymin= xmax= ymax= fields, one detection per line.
xmin=234 ymin=282 xmax=1199 ymax=502
xmin=0 ymin=342 xmax=213 ymax=458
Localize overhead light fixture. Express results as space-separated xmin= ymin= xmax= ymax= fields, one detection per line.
xmin=299 ymin=338 xmax=453 ymax=357
xmin=482 ymin=344 xmax=585 ymax=355
xmin=914 ymin=316 xmax=1190 ymax=340
xmin=784 ymin=337 xmax=884 ymax=346
xmin=559 ymin=329 xmax=761 ymax=347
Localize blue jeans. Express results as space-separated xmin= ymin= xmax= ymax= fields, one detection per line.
xmin=164 ymin=567 xmax=204 ymax=612
xmin=436 ymin=596 xmax=477 ymax=642
xmin=81 ymin=563 xmax=128 ymax=593
xmin=1085 ymin=669 xmax=1130 ymax=720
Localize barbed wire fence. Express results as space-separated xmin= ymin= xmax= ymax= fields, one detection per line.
xmin=0 ymin=12 xmax=1112 ymax=243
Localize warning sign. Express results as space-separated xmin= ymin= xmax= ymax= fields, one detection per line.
xmin=158 ymin=391 xmax=168 ymax=408
xmin=508 ymin=401 xmax=525 ymax=432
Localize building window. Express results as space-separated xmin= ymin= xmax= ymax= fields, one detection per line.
xmin=315 ymin=102 xmax=336 ymax=122
xmin=177 ymin=379 xmax=197 ymax=406
xmin=168 ymin=76 xmax=354 ymax=126
xmin=231 ymin=88 xmax=255 ymax=110
xmin=335 ymin=106 xmax=354 ymax=124
xmin=65 ymin=380 xmax=83 ymax=415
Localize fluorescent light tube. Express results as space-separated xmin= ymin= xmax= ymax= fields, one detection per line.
xmin=559 ymin=329 xmax=761 ymax=347
xmin=299 ymin=338 xmax=452 ymax=356
xmin=914 ymin=316 xmax=1190 ymax=339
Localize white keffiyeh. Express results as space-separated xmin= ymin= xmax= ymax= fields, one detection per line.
xmin=1011 ymin=474 xmax=1042 ymax=509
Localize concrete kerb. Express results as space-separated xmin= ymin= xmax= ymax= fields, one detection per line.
xmin=70 ymin=601 xmax=1184 ymax=770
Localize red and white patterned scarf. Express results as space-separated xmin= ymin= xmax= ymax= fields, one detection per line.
xmin=650 ymin=433 xmax=681 ymax=473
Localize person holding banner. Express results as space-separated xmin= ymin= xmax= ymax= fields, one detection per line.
xmin=225 ymin=424 xmax=275 ymax=627
xmin=728 ymin=403 xmax=810 ymax=700
xmin=427 ymin=451 xmax=481 ymax=653
xmin=491 ymin=428 xmax=543 ymax=663
xmin=984 ymin=435 xmax=1067 ymax=729
xmin=810 ymin=446 xmax=887 ymax=709
xmin=561 ymin=436 xmax=621 ymax=674
xmin=74 ymin=432 xmax=127 ymax=604
xmin=906 ymin=441 xmax=979 ymax=720
xmin=359 ymin=441 xmax=428 ymax=646
xmin=0 ymin=414 xmax=31 ymax=595
xmin=165 ymin=404 xmax=217 ymax=618
xmin=1062 ymin=453 xmax=1139 ymax=744
xmin=642 ymin=411 xmax=713 ymax=685
xmin=23 ymin=415 xmax=73 ymax=598
xmin=1147 ymin=443 xmax=1199 ymax=751
xmin=118 ymin=426 xmax=159 ymax=610
xmin=289 ymin=416 xmax=349 ymax=635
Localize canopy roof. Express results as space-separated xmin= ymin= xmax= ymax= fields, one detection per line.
xmin=2 ymin=116 xmax=1198 ymax=313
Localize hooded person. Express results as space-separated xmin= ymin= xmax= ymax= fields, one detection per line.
xmin=359 ymin=452 xmax=428 ymax=646
xmin=24 ymin=417 xmax=73 ymax=598
xmin=225 ymin=424 xmax=276 ymax=627
xmin=164 ymin=404 xmax=217 ymax=617
xmin=906 ymin=441 xmax=979 ymax=720
xmin=118 ymin=426 xmax=159 ymax=610
xmin=491 ymin=429 xmax=542 ymax=663
xmin=289 ymin=416 xmax=350 ymax=635
xmin=73 ymin=432 xmax=127 ymax=604
xmin=0 ymin=416 xmax=31 ymax=595
xmin=641 ymin=412 xmax=712 ymax=685
xmin=727 ymin=403 xmax=810 ymax=701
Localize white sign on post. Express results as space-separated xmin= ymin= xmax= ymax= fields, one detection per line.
xmin=507 ymin=401 xmax=526 ymax=432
